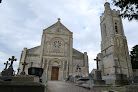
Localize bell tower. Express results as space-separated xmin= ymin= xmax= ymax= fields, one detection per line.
xmin=100 ymin=2 xmax=132 ymax=78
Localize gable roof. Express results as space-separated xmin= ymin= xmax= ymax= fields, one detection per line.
xmin=43 ymin=19 xmax=72 ymax=35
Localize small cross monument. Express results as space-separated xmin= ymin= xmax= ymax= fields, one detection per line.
xmin=9 ymin=56 xmax=17 ymax=68
xmin=20 ymin=61 xmax=28 ymax=75
xmin=94 ymin=57 xmax=100 ymax=70
xmin=8 ymin=56 xmax=17 ymax=68
xmin=4 ymin=61 xmax=10 ymax=70
xmin=17 ymin=68 xmax=20 ymax=75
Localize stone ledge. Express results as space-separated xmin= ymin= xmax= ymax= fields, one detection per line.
xmin=0 ymin=81 xmax=45 ymax=87
xmin=11 ymin=76 xmax=39 ymax=82
xmin=0 ymin=81 xmax=46 ymax=92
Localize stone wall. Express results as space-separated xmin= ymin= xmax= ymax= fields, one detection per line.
xmin=19 ymin=46 xmax=41 ymax=74
xmin=72 ymin=49 xmax=88 ymax=77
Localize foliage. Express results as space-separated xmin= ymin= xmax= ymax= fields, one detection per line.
xmin=112 ymin=0 xmax=138 ymax=21
xmin=130 ymin=45 xmax=138 ymax=69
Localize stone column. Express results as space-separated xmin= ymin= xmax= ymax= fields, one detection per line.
xmin=84 ymin=52 xmax=89 ymax=76
xmin=40 ymin=33 xmax=45 ymax=68
xmin=66 ymin=59 xmax=69 ymax=78
xmin=41 ymin=58 xmax=45 ymax=69
xmin=69 ymin=35 xmax=73 ymax=75
xmin=84 ymin=52 xmax=88 ymax=66
xmin=62 ymin=61 xmax=65 ymax=80
xmin=46 ymin=59 xmax=49 ymax=80
xmin=41 ymin=59 xmax=48 ymax=84
xmin=19 ymin=48 xmax=27 ymax=74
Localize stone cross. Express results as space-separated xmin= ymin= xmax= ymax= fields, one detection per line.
xmin=17 ymin=68 xmax=20 ymax=75
xmin=20 ymin=61 xmax=28 ymax=75
xmin=8 ymin=56 xmax=17 ymax=68
xmin=4 ymin=61 xmax=10 ymax=70
xmin=94 ymin=57 xmax=100 ymax=70
xmin=22 ymin=61 xmax=28 ymax=72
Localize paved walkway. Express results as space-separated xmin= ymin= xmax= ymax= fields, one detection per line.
xmin=47 ymin=81 xmax=91 ymax=92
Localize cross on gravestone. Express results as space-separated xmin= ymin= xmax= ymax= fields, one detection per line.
xmin=20 ymin=61 xmax=28 ymax=75
xmin=17 ymin=68 xmax=20 ymax=75
xmin=4 ymin=61 xmax=10 ymax=70
xmin=8 ymin=56 xmax=17 ymax=68
xmin=94 ymin=57 xmax=100 ymax=70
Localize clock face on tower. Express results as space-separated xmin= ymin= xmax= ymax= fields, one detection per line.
xmin=53 ymin=40 xmax=61 ymax=48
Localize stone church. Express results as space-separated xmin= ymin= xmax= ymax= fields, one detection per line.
xmin=18 ymin=19 xmax=89 ymax=81
xmin=97 ymin=2 xmax=133 ymax=80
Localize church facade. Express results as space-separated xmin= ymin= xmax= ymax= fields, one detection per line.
xmin=18 ymin=19 xmax=89 ymax=81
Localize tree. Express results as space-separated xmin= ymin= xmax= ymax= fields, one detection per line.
xmin=130 ymin=45 xmax=138 ymax=69
xmin=112 ymin=0 xmax=138 ymax=21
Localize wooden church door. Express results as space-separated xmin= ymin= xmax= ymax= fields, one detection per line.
xmin=51 ymin=67 xmax=59 ymax=80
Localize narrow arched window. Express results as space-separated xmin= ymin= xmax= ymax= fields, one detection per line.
xmin=115 ymin=22 xmax=118 ymax=34
xmin=103 ymin=24 xmax=107 ymax=36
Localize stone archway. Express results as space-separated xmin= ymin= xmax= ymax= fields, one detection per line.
xmin=51 ymin=61 xmax=60 ymax=80
xmin=48 ymin=58 xmax=62 ymax=80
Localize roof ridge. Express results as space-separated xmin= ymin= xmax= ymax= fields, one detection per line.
xmin=43 ymin=19 xmax=72 ymax=34
xmin=73 ymin=48 xmax=83 ymax=54
xmin=27 ymin=45 xmax=40 ymax=50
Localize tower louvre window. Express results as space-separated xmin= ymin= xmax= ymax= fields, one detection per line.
xmin=104 ymin=24 xmax=107 ymax=36
xmin=115 ymin=22 xmax=118 ymax=34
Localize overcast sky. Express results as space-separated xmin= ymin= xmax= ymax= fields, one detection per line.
xmin=0 ymin=0 xmax=137 ymax=73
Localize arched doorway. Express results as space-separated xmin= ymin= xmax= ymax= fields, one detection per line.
xmin=51 ymin=67 xmax=59 ymax=80
xmin=48 ymin=59 xmax=61 ymax=80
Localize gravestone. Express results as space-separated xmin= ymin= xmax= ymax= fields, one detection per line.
xmin=75 ymin=57 xmax=106 ymax=89
xmin=94 ymin=70 xmax=102 ymax=80
xmin=8 ymin=56 xmax=17 ymax=68
xmin=1 ymin=61 xmax=10 ymax=78
xmin=20 ymin=61 xmax=28 ymax=75
xmin=17 ymin=68 xmax=20 ymax=75
xmin=102 ymin=74 xmax=129 ymax=85
xmin=4 ymin=61 xmax=10 ymax=70
xmin=1 ymin=56 xmax=16 ymax=78
xmin=0 ymin=57 xmax=46 ymax=92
